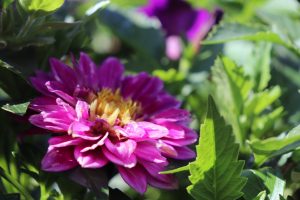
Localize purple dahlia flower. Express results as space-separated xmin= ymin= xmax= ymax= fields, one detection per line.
xmin=28 ymin=53 xmax=197 ymax=193
xmin=139 ymin=0 xmax=223 ymax=60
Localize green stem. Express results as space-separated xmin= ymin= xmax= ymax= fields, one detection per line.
xmin=17 ymin=15 xmax=35 ymax=39
xmin=0 ymin=167 xmax=33 ymax=200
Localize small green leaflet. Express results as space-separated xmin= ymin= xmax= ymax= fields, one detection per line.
xmin=2 ymin=102 xmax=30 ymax=116
xmin=249 ymin=125 xmax=300 ymax=166
xmin=202 ymin=23 xmax=300 ymax=57
xmin=187 ymin=96 xmax=247 ymax=200
xmin=18 ymin=0 xmax=64 ymax=12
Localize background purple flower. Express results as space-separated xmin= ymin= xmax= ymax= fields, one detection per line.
xmin=29 ymin=53 xmax=197 ymax=193
xmin=139 ymin=0 xmax=223 ymax=60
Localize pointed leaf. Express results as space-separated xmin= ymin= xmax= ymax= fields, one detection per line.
xmin=2 ymin=102 xmax=30 ymax=116
xmin=187 ymin=96 xmax=247 ymax=200
xmin=249 ymin=125 xmax=300 ymax=166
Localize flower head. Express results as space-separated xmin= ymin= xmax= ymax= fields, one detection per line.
xmin=139 ymin=0 xmax=223 ymax=60
xmin=29 ymin=53 xmax=197 ymax=193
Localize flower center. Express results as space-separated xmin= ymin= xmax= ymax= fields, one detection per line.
xmin=89 ymin=88 xmax=141 ymax=126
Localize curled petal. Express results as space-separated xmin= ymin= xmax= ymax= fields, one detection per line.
xmin=118 ymin=166 xmax=147 ymax=194
xmin=103 ymin=138 xmax=137 ymax=168
xmin=50 ymin=58 xmax=77 ymax=92
xmin=137 ymin=122 xmax=168 ymax=139
xmin=42 ymin=147 xmax=77 ymax=172
xmin=48 ymin=135 xmax=82 ymax=151
xmin=172 ymin=146 xmax=196 ymax=160
xmin=75 ymin=101 xmax=90 ymax=120
xmin=157 ymin=140 xmax=178 ymax=157
xmin=135 ymin=141 xmax=167 ymax=164
xmin=80 ymin=132 xmax=109 ymax=152
xmin=74 ymin=146 xmax=108 ymax=168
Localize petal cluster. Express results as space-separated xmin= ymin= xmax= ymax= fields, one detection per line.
xmin=139 ymin=0 xmax=223 ymax=60
xmin=29 ymin=53 xmax=197 ymax=193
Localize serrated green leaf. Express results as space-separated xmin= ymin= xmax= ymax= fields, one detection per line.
xmin=203 ymin=23 xmax=300 ymax=57
xmin=249 ymin=125 xmax=300 ymax=166
xmin=244 ymin=86 xmax=281 ymax=116
xmin=212 ymin=56 xmax=251 ymax=143
xmin=250 ymin=42 xmax=272 ymax=91
xmin=187 ymin=96 xmax=247 ymax=200
xmin=252 ymin=106 xmax=284 ymax=138
xmin=18 ymin=0 xmax=64 ymax=12
xmin=242 ymin=169 xmax=285 ymax=200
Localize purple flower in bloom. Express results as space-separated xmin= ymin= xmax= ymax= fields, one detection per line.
xmin=29 ymin=53 xmax=197 ymax=193
xmin=139 ymin=0 xmax=223 ymax=60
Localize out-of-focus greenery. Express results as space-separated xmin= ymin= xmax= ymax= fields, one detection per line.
xmin=1 ymin=0 xmax=300 ymax=199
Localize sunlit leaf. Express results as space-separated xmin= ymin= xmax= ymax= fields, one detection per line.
xmin=203 ymin=23 xmax=300 ymax=57
xmin=2 ymin=102 xmax=29 ymax=116
xmin=187 ymin=96 xmax=247 ymax=200
xmin=19 ymin=0 xmax=64 ymax=12
xmin=249 ymin=125 xmax=300 ymax=166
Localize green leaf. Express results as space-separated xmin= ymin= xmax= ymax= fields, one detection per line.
xmin=244 ymin=86 xmax=281 ymax=116
xmin=0 ymin=59 xmax=35 ymax=100
xmin=242 ymin=169 xmax=285 ymax=200
xmin=249 ymin=125 xmax=300 ymax=166
xmin=187 ymin=96 xmax=247 ymax=200
xmin=0 ymin=167 xmax=33 ymax=200
xmin=18 ymin=0 xmax=64 ymax=12
xmin=2 ymin=102 xmax=30 ymax=116
xmin=212 ymin=56 xmax=251 ymax=143
xmin=203 ymin=23 xmax=300 ymax=57
xmin=249 ymin=42 xmax=272 ymax=91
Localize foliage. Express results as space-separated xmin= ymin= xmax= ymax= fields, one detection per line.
xmin=187 ymin=97 xmax=247 ymax=200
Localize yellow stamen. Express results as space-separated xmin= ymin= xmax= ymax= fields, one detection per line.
xmin=89 ymin=88 xmax=141 ymax=125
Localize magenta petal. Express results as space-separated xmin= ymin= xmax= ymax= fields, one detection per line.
xmin=135 ymin=141 xmax=166 ymax=163
xmin=151 ymin=108 xmax=190 ymax=124
xmin=77 ymin=52 xmax=99 ymax=90
xmin=50 ymin=58 xmax=77 ymax=93
xmin=186 ymin=9 xmax=215 ymax=43
xmin=30 ymin=97 xmax=57 ymax=112
xmin=75 ymin=101 xmax=89 ymax=120
xmin=74 ymin=146 xmax=108 ymax=168
xmin=163 ymin=129 xmax=198 ymax=146
xmin=147 ymin=174 xmax=178 ymax=190
xmin=115 ymin=122 xmax=147 ymax=140
xmin=173 ymin=146 xmax=195 ymax=160
xmin=140 ymin=160 xmax=178 ymax=189
xmin=118 ymin=166 xmax=147 ymax=194
xmin=157 ymin=140 xmax=178 ymax=157
xmin=29 ymin=114 xmax=70 ymax=132
xmin=137 ymin=122 xmax=168 ymax=139
xmin=80 ymin=132 xmax=109 ymax=152
xmin=45 ymin=81 xmax=76 ymax=105
xmin=42 ymin=147 xmax=77 ymax=172
xmin=103 ymin=139 xmax=137 ymax=168
xmin=48 ymin=136 xmax=82 ymax=150
xmin=98 ymin=57 xmax=124 ymax=90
